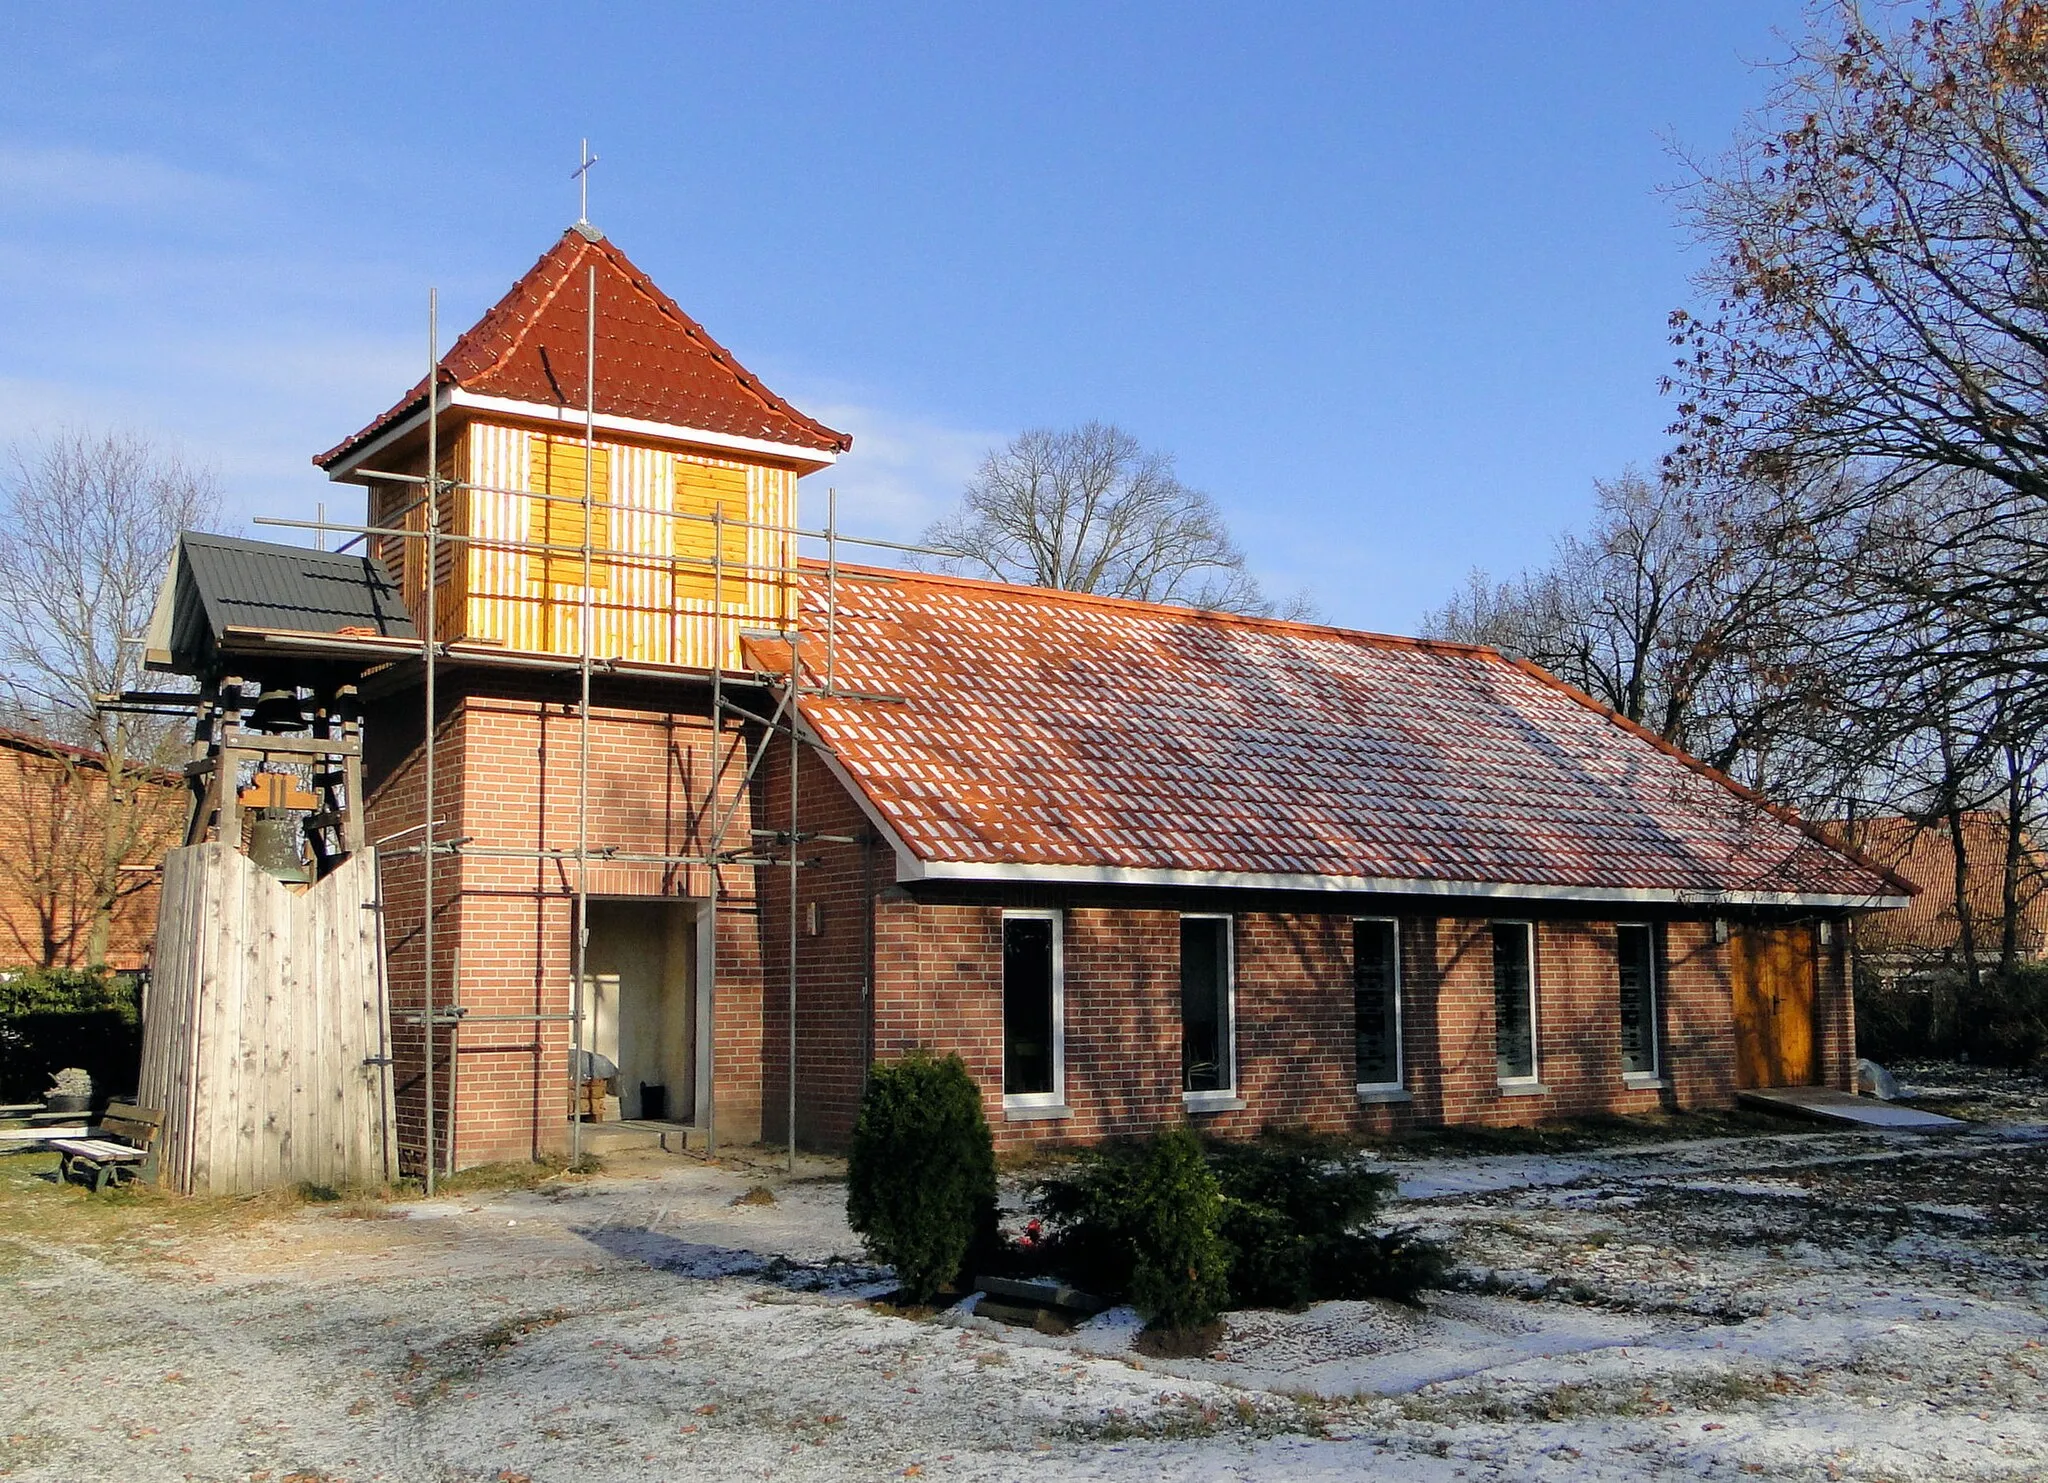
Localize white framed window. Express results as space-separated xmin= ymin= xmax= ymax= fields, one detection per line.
xmin=1616 ymin=922 xmax=1661 ymax=1079
xmin=1180 ymin=915 xmax=1237 ymax=1105
xmin=1002 ymin=910 xmax=1064 ymax=1109
xmin=1353 ymin=918 xmax=1403 ymax=1091
xmin=1491 ymin=921 xmax=1540 ymax=1085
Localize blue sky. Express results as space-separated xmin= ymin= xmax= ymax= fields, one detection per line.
xmin=1 ymin=2 xmax=1803 ymax=632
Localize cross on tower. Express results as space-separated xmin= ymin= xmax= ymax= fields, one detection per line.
xmin=572 ymin=139 xmax=598 ymax=226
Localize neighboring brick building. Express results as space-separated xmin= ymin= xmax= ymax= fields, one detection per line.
xmin=1841 ymin=812 xmax=2048 ymax=979
xmin=152 ymin=224 xmax=1913 ymax=1173
xmin=0 ymin=728 xmax=179 ymax=972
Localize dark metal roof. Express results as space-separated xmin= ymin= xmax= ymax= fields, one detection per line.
xmin=147 ymin=532 xmax=416 ymax=675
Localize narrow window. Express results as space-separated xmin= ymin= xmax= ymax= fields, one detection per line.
xmin=1616 ymin=923 xmax=1660 ymax=1077
xmin=1002 ymin=912 xmax=1061 ymax=1104
xmin=1354 ymin=919 xmax=1402 ymax=1089
xmin=1492 ymin=922 xmax=1538 ymax=1083
xmin=1181 ymin=916 xmax=1234 ymax=1095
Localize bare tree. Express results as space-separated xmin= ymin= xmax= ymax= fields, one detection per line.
xmin=921 ymin=422 xmax=1298 ymax=616
xmin=0 ymin=430 xmax=219 ymax=964
xmin=1669 ymin=1 xmax=2048 ymax=692
xmin=1423 ymin=470 xmax=1846 ymax=798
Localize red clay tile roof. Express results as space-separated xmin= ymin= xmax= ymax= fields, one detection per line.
xmin=1841 ymin=813 xmax=2048 ymax=956
xmin=316 ymin=228 xmax=850 ymax=469
xmin=771 ymin=565 xmax=1912 ymax=904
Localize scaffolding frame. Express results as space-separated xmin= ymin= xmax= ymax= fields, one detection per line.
xmin=237 ymin=287 xmax=944 ymax=1185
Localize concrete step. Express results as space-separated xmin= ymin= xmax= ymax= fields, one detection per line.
xmin=577 ymin=1119 xmax=705 ymax=1157
xmin=1738 ymin=1085 xmax=1968 ymax=1132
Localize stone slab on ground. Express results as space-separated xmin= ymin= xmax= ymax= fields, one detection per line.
xmin=1739 ymin=1084 xmax=1968 ymax=1131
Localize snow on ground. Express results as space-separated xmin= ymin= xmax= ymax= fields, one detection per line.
xmin=2 ymin=1069 xmax=2046 ymax=1481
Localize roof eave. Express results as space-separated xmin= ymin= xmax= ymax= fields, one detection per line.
xmin=318 ymin=387 xmax=846 ymax=482
xmin=898 ymin=857 xmax=1908 ymax=911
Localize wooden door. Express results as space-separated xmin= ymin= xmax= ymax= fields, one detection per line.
xmin=1729 ymin=924 xmax=1818 ymax=1088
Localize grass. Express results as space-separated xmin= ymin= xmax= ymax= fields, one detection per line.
xmin=1349 ymin=1106 xmax=1803 ymax=1160
xmin=0 ymin=1149 xmax=346 ymax=1255
xmin=1387 ymin=1369 xmax=1793 ymax=1426
xmin=1063 ymin=1392 xmax=1322 ymax=1443
xmin=429 ymin=1154 xmax=602 ymax=1196
xmin=0 ymin=1144 xmax=608 ymax=1265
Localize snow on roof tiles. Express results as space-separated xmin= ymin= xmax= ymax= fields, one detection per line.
xmin=776 ymin=565 xmax=1909 ymax=903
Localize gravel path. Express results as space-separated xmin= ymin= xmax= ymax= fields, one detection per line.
xmin=2 ymin=1076 xmax=2044 ymax=1481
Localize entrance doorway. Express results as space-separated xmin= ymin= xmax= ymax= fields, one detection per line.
xmin=581 ymin=899 xmax=696 ymax=1121
xmin=1729 ymin=923 xmax=1818 ymax=1088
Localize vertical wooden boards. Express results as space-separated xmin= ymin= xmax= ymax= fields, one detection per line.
xmin=461 ymin=421 xmax=798 ymax=670
xmin=1729 ymin=927 xmax=1769 ymax=1091
xmin=136 ymin=844 xmax=393 ymax=1195
xmin=1729 ymin=924 xmax=1820 ymax=1089
xmin=1770 ymin=926 xmax=1818 ymax=1087
xmin=138 ymin=845 xmax=203 ymax=1192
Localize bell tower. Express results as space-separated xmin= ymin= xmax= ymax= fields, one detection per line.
xmin=314 ymin=227 xmax=851 ymax=670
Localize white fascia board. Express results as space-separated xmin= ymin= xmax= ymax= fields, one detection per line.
xmin=452 ymin=392 xmax=840 ymax=469
xmin=323 ymin=389 xmax=842 ymax=480
xmin=896 ymin=856 xmax=1908 ymax=911
xmin=322 ymin=397 xmax=438 ymax=480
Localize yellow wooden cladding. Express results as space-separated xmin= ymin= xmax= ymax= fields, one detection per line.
xmin=400 ymin=419 xmax=798 ymax=670
xmin=674 ymin=460 xmax=750 ymax=605
xmin=435 ymin=434 xmax=466 ymax=639
xmin=527 ymin=437 xmax=612 ymax=590
xmin=375 ymin=431 xmax=471 ymax=645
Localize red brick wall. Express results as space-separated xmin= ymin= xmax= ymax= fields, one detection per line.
xmin=0 ymin=739 xmax=180 ymax=972
xmin=367 ymin=680 xmax=1864 ymax=1169
xmin=365 ymin=674 xmax=768 ymax=1173
xmin=1817 ymin=924 xmax=1856 ymax=1092
xmin=755 ymin=741 xmax=880 ymax=1151
xmin=857 ymin=886 xmax=1854 ymax=1153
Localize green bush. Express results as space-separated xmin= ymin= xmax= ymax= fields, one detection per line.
xmin=1031 ymin=1130 xmax=1447 ymax=1316
xmin=0 ymin=967 xmax=144 ymax=1105
xmin=1855 ymin=963 xmax=2048 ymax=1069
xmin=1125 ymin=1127 xmax=1231 ymax=1332
xmin=846 ymin=1050 xmax=997 ymax=1305
xmin=1206 ymin=1137 xmax=1394 ymax=1307
xmin=0 ymin=966 xmax=137 ymax=1020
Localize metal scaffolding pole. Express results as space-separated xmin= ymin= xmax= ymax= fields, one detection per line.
xmin=787 ymin=629 xmax=800 ymax=1175
xmin=705 ymin=506 xmax=723 ymax=1156
xmin=422 ymin=289 xmax=440 ymax=1197
xmin=571 ymin=262 xmax=596 ymax=1169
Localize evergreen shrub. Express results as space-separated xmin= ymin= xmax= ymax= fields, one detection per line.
xmin=1207 ymin=1137 xmax=1394 ymax=1306
xmin=845 ymin=1050 xmax=997 ymax=1304
xmin=0 ymin=967 xmax=142 ymax=1105
xmin=1124 ymin=1126 xmax=1231 ymax=1332
xmin=1030 ymin=1129 xmax=1448 ymax=1317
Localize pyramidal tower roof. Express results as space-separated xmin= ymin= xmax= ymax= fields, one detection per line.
xmin=316 ymin=226 xmax=851 ymax=472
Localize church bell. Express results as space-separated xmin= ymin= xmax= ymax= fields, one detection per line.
xmin=250 ymin=687 xmax=306 ymax=733
xmin=248 ymin=807 xmax=314 ymax=884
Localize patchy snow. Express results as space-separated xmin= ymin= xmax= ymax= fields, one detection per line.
xmin=3 ymin=1076 xmax=2047 ymax=1480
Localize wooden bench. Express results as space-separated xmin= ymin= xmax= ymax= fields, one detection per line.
xmin=49 ymin=1104 xmax=163 ymax=1192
